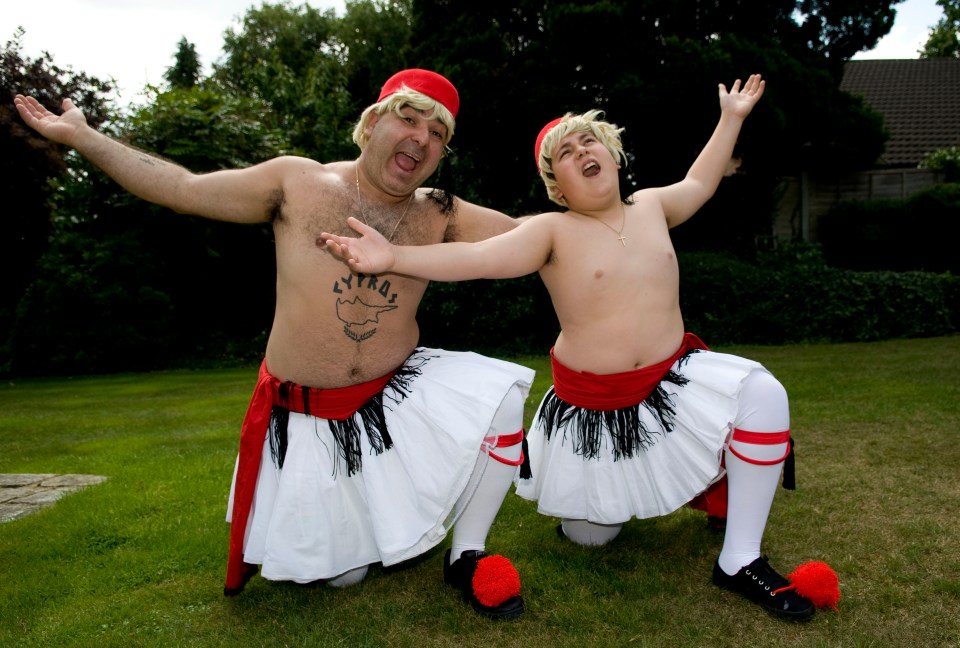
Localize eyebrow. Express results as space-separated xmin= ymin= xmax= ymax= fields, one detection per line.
xmin=400 ymin=106 xmax=448 ymax=135
xmin=556 ymin=132 xmax=591 ymax=156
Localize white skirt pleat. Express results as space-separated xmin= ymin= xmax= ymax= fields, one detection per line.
xmin=226 ymin=348 xmax=534 ymax=583
xmin=516 ymin=350 xmax=766 ymax=523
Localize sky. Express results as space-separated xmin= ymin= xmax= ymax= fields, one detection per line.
xmin=2 ymin=0 xmax=948 ymax=107
xmin=3 ymin=1 xmax=346 ymax=106
xmin=852 ymin=0 xmax=946 ymax=59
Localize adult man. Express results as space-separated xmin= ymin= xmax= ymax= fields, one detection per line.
xmin=15 ymin=69 xmax=533 ymax=620
xmin=321 ymin=75 xmax=839 ymax=621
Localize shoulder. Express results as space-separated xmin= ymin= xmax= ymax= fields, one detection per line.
xmin=626 ymin=187 xmax=660 ymax=204
xmin=269 ymin=158 xmax=352 ymax=225
xmin=267 ymin=155 xmax=341 ymax=178
xmin=442 ymin=196 xmax=518 ymax=242
xmin=270 ymin=157 xmax=350 ymax=195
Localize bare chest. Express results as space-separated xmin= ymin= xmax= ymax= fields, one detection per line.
xmin=280 ymin=183 xmax=446 ymax=249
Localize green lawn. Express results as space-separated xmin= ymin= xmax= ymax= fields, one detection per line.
xmin=1 ymin=336 xmax=958 ymax=647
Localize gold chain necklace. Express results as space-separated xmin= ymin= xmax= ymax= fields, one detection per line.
xmin=596 ymin=204 xmax=627 ymax=246
xmin=355 ymin=162 xmax=414 ymax=242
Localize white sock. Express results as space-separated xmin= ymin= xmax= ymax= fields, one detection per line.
xmin=560 ymin=519 xmax=623 ymax=546
xmin=449 ymin=385 xmax=525 ymax=563
xmin=717 ymin=370 xmax=790 ymax=576
xmin=326 ymin=565 xmax=369 ymax=588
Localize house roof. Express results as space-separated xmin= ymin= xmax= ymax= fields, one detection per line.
xmin=840 ymin=59 xmax=960 ymax=167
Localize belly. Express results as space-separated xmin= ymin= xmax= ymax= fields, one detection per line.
xmin=264 ymin=315 xmax=421 ymax=388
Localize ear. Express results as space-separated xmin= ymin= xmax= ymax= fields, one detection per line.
xmin=364 ymin=112 xmax=382 ymax=138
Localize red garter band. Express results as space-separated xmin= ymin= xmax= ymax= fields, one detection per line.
xmin=728 ymin=428 xmax=793 ymax=465
xmin=551 ymin=332 xmax=708 ymax=410
xmin=488 ymin=429 xmax=526 ymax=467
xmin=225 ymin=360 xmax=397 ymax=595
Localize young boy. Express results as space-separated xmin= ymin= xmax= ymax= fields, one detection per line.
xmin=321 ymin=75 xmax=825 ymax=621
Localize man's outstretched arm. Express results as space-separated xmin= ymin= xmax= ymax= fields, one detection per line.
xmin=15 ymin=95 xmax=293 ymax=224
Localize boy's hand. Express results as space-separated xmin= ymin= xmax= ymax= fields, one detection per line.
xmin=719 ymin=74 xmax=765 ymax=119
xmin=319 ymin=217 xmax=397 ymax=274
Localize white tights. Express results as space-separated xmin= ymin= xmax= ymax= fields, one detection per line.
xmin=448 ymin=384 xmax=527 ymax=563
xmin=561 ymin=370 xmax=790 ymax=578
xmin=328 ymin=384 xmax=526 ymax=583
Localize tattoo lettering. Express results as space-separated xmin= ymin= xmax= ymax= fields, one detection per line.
xmin=332 ymin=273 xmax=399 ymax=342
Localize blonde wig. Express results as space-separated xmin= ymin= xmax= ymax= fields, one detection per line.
xmin=352 ymin=87 xmax=457 ymax=150
xmin=537 ymin=110 xmax=626 ymax=206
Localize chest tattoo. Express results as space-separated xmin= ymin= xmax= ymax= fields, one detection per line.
xmin=332 ymin=272 xmax=400 ymax=342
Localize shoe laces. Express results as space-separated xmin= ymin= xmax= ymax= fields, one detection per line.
xmin=745 ymin=557 xmax=789 ymax=598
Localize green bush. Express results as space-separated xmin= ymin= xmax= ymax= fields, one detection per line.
xmin=4 ymin=241 xmax=955 ymax=377
xmin=416 ymin=245 xmax=957 ymax=353
xmin=679 ymin=246 xmax=957 ymax=345
xmin=417 ymin=274 xmax=558 ymax=356
xmin=921 ymin=146 xmax=960 ymax=182
xmin=818 ymin=184 xmax=960 ymax=274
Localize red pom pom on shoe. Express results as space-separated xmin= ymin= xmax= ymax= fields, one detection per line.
xmin=786 ymin=561 xmax=841 ymax=610
xmin=472 ymin=555 xmax=521 ymax=608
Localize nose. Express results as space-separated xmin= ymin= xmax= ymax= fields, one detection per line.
xmin=411 ymin=122 xmax=429 ymax=146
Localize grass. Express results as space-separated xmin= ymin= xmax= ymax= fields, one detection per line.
xmin=1 ymin=336 xmax=958 ymax=647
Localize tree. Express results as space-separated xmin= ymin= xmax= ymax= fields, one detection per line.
xmin=3 ymin=1 xmax=912 ymax=375
xmin=921 ymin=146 xmax=960 ymax=181
xmin=163 ymin=37 xmax=202 ymax=89
xmin=794 ymin=0 xmax=903 ymax=69
xmin=0 ymin=27 xmax=115 ymax=374
xmin=406 ymin=1 xmax=896 ymax=237
xmin=213 ymin=1 xmax=354 ymax=161
xmin=920 ymin=0 xmax=960 ymax=58
xmin=336 ymin=0 xmax=412 ymax=106
xmin=6 ymin=86 xmax=291 ymax=376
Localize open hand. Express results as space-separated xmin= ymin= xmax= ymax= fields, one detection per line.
xmin=319 ymin=217 xmax=397 ymax=274
xmin=14 ymin=96 xmax=87 ymax=146
xmin=718 ymin=74 xmax=765 ymax=119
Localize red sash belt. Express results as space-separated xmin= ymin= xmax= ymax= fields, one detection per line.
xmin=225 ymin=360 xmax=396 ymax=595
xmin=551 ymin=332 xmax=708 ymax=411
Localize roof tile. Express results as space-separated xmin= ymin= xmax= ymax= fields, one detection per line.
xmin=841 ymin=59 xmax=960 ymax=167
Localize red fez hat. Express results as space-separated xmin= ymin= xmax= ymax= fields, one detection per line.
xmin=534 ymin=117 xmax=563 ymax=170
xmin=378 ymin=69 xmax=460 ymax=118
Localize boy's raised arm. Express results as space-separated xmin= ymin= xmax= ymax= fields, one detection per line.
xmin=651 ymin=74 xmax=765 ymax=228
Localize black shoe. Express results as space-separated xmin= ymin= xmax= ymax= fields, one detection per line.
xmin=712 ymin=556 xmax=815 ymax=622
xmin=443 ymin=549 xmax=524 ymax=620
xmin=223 ymin=563 xmax=259 ymax=597
xmin=706 ymin=516 xmax=727 ymax=532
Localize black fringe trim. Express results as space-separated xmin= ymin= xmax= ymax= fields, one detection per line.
xmin=519 ymin=437 xmax=532 ymax=480
xmin=269 ymin=406 xmax=290 ymax=468
xmin=537 ymin=350 xmax=700 ymax=461
xmin=782 ymin=435 xmax=796 ymax=490
xmin=268 ymin=357 xmax=428 ymax=476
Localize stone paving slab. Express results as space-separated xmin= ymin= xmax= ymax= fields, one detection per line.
xmin=0 ymin=473 xmax=108 ymax=523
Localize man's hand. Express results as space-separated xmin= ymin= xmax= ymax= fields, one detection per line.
xmin=14 ymin=96 xmax=88 ymax=146
xmin=718 ymin=74 xmax=765 ymax=120
xmin=319 ymin=217 xmax=398 ymax=274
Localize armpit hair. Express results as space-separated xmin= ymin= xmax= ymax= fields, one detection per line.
xmin=426 ymin=188 xmax=456 ymax=214
xmin=267 ymin=188 xmax=285 ymax=223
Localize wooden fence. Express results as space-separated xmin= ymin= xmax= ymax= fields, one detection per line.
xmin=774 ymin=168 xmax=944 ymax=242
